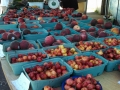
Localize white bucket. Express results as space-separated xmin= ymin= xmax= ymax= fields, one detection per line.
xmin=28 ymin=2 xmax=44 ymax=9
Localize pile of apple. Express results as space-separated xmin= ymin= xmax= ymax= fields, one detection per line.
xmin=75 ymin=41 xmax=107 ymax=51
xmin=71 ymin=13 xmax=88 ymax=20
xmin=23 ymin=29 xmax=43 ymax=35
xmin=0 ymin=30 xmax=21 ymax=41
xmin=66 ymin=55 xmax=103 ymax=70
xmin=11 ymin=52 xmax=47 ymax=63
xmin=41 ymin=35 xmax=65 ymax=47
xmin=19 ymin=23 xmax=40 ymax=29
xmin=64 ymin=74 xmax=101 ymax=90
xmin=25 ymin=62 xmax=68 ymax=80
xmin=66 ymin=33 xmax=88 ymax=42
xmin=53 ymin=28 xmax=73 ymax=36
xmin=6 ymin=40 xmax=35 ymax=52
xmin=44 ymin=86 xmax=56 ymax=90
xmin=103 ymin=38 xmax=120 ymax=46
xmin=96 ymin=48 xmax=120 ymax=61
xmin=45 ymin=45 xmax=78 ymax=57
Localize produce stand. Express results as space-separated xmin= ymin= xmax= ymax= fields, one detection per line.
xmin=1 ymin=58 xmax=120 ymax=90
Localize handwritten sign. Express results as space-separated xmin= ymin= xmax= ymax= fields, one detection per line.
xmin=11 ymin=73 xmax=30 ymax=90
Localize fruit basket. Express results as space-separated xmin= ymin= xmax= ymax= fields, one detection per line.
xmin=74 ymin=40 xmax=108 ymax=52
xmin=25 ymin=20 xmax=40 ymax=24
xmin=97 ymin=36 xmax=120 ymax=47
xmin=49 ymin=28 xmax=78 ymax=36
xmin=22 ymin=58 xmax=73 ymax=90
xmin=62 ymin=75 xmax=102 ymax=90
xmin=7 ymin=49 xmax=49 ymax=75
xmin=65 ymin=33 xmax=94 ymax=43
xmin=88 ymin=29 xmax=116 ymax=39
xmin=19 ymin=23 xmax=42 ymax=31
xmin=3 ymin=40 xmax=38 ymax=56
xmin=0 ymin=21 xmax=18 ymax=28
xmin=95 ymin=46 xmax=120 ymax=71
xmin=22 ymin=28 xmax=48 ymax=41
xmin=37 ymin=36 xmax=71 ymax=48
xmin=40 ymin=22 xmax=66 ymax=31
xmin=43 ymin=44 xmax=80 ymax=58
xmin=63 ymin=52 xmax=108 ymax=76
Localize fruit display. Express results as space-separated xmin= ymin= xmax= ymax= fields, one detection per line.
xmin=66 ymin=55 xmax=103 ymax=70
xmin=103 ymin=37 xmax=120 ymax=46
xmin=6 ymin=40 xmax=35 ymax=52
xmin=25 ymin=62 xmax=68 ymax=80
xmin=71 ymin=13 xmax=82 ymax=17
xmin=11 ymin=52 xmax=47 ymax=63
xmin=96 ymin=48 xmax=120 ymax=61
xmin=66 ymin=33 xmax=88 ymax=43
xmin=45 ymin=45 xmax=78 ymax=57
xmin=62 ymin=74 xmax=102 ymax=90
xmin=38 ymin=35 xmax=70 ymax=47
xmin=75 ymin=41 xmax=107 ymax=51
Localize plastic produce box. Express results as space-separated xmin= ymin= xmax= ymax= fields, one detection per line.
xmin=97 ymin=36 xmax=120 ymax=47
xmin=37 ymin=36 xmax=71 ymax=48
xmin=40 ymin=22 xmax=66 ymax=31
xmin=94 ymin=46 xmax=120 ymax=72
xmin=0 ymin=21 xmax=18 ymax=28
xmin=19 ymin=23 xmax=42 ymax=31
xmin=22 ymin=58 xmax=73 ymax=90
xmin=3 ymin=40 xmax=38 ymax=56
xmin=77 ymin=17 xmax=93 ymax=24
xmin=25 ymin=20 xmax=40 ymax=24
xmin=49 ymin=28 xmax=78 ymax=36
xmin=43 ymin=44 xmax=81 ymax=58
xmin=7 ymin=49 xmax=49 ymax=75
xmin=62 ymin=76 xmax=103 ymax=90
xmin=65 ymin=33 xmax=95 ymax=43
xmin=88 ymin=30 xmax=116 ymax=39
xmin=74 ymin=40 xmax=108 ymax=52
xmin=23 ymin=28 xmax=48 ymax=41
xmin=63 ymin=52 xmax=108 ymax=76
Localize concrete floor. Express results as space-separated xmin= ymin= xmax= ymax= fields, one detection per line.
xmin=0 ymin=12 xmax=105 ymax=90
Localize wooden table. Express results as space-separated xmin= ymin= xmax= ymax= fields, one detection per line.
xmin=1 ymin=58 xmax=120 ymax=90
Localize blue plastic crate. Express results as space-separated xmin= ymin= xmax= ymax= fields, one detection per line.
xmin=7 ymin=49 xmax=49 ymax=75
xmin=62 ymin=76 xmax=103 ymax=90
xmin=65 ymin=33 xmax=95 ymax=43
xmin=94 ymin=46 xmax=120 ymax=72
xmin=23 ymin=28 xmax=48 ymax=41
xmin=19 ymin=23 xmax=42 ymax=31
xmin=74 ymin=40 xmax=108 ymax=52
xmin=22 ymin=58 xmax=73 ymax=90
xmin=78 ymin=17 xmax=93 ymax=24
xmin=49 ymin=28 xmax=78 ymax=36
xmin=43 ymin=44 xmax=81 ymax=58
xmin=63 ymin=52 xmax=108 ymax=76
xmin=37 ymin=36 xmax=71 ymax=48
xmin=3 ymin=40 xmax=38 ymax=56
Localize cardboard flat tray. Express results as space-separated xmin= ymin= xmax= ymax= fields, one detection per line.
xmin=1 ymin=58 xmax=120 ymax=90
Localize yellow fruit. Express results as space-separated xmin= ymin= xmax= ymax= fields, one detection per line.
xmin=70 ymin=48 xmax=76 ymax=53
xmin=59 ymin=45 xmax=64 ymax=49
